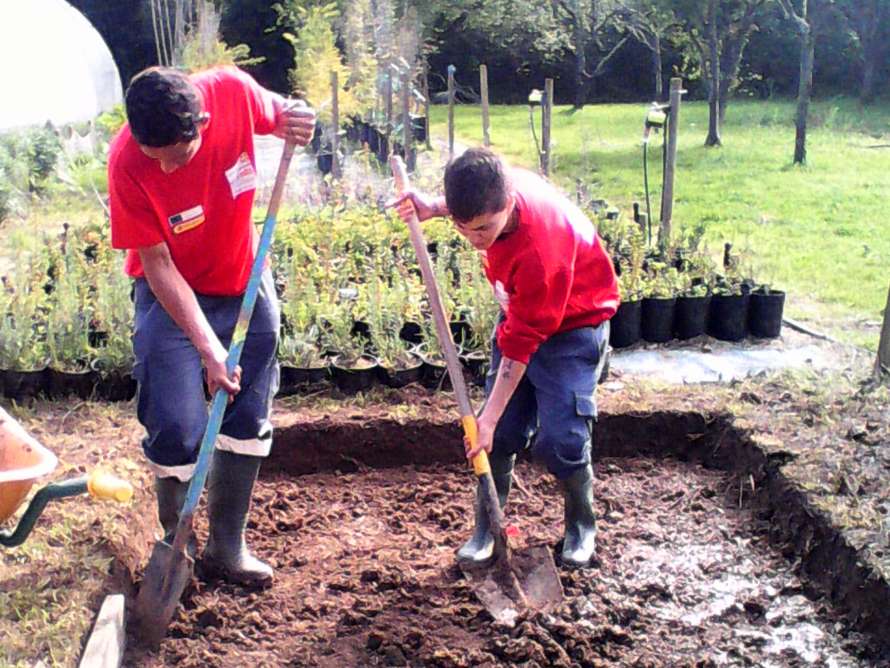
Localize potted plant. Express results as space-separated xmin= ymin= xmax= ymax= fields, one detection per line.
xmin=278 ymin=326 xmax=329 ymax=395
xmin=674 ymin=249 xmax=715 ymax=340
xmin=322 ymin=302 xmax=379 ymax=394
xmin=89 ymin=266 xmax=136 ymax=401
xmin=707 ymin=245 xmax=751 ymax=342
xmin=366 ymin=274 xmax=423 ymax=388
xmin=610 ymin=228 xmax=645 ymax=349
xmin=748 ymin=284 xmax=785 ymax=338
xmin=45 ymin=264 xmax=97 ymax=399
xmin=641 ymin=262 xmax=679 ymax=344
xmin=0 ymin=267 xmax=50 ymax=401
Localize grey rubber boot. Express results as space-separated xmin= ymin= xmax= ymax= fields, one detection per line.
xmin=560 ymin=464 xmax=597 ymax=567
xmin=457 ymin=451 xmax=515 ymax=564
xmin=201 ymin=450 xmax=273 ymax=587
xmin=155 ymin=476 xmax=197 ymax=556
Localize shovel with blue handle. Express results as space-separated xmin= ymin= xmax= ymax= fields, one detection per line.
xmin=135 ymin=138 xmax=297 ymax=647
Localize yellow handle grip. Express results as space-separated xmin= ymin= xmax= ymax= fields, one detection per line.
xmin=462 ymin=416 xmax=491 ymax=477
xmin=87 ymin=470 xmax=134 ymax=504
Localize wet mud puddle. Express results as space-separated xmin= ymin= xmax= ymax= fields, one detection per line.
xmin=129 ymin=457 xmax=880 ymax=667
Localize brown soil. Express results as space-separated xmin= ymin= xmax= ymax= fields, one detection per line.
xmin=124 ymin=429 xmax=883 ymax=666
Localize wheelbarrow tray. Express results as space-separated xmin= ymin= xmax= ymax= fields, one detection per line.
xmin=0 ymin=407 xmax=58 ymax=523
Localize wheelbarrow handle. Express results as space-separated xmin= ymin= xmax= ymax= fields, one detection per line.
xmin=87 ymin=470 xmax=133 ymax=503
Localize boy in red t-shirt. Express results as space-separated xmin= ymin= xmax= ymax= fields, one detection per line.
xmin=393 ymin=148 xmax=619 ymax=567
xmin=108 ymin=66 xmax=314 ymax=586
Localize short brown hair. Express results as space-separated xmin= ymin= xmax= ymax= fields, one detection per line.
xmin=444 ymin=147 xmax=509 ymax=222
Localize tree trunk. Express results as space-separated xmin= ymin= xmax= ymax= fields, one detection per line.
xmin=572 ymin=21 xmax=589 ymax=109
xmin=794 ymin=23 xmax=815 ymax=164
xmin=704 ymin=0 xmax=722 ymax=147
xmin=861 ymin=43 xmax=879 ymax=105
xmin=653 ymin=34 xmax=663 ymax=100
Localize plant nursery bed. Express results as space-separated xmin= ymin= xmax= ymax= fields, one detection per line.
xmin=124 ymin=410 xmax=888 ymax=667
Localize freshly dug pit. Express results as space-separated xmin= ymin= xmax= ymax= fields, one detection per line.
xmin=125 ymin=414 xmax=887 ymax=667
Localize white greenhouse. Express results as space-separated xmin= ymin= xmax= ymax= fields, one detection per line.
xmin=0 ymin=0 xmax=123 ymax=131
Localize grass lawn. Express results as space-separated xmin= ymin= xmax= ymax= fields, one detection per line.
xmin=430 ymin=98 xmax=890 ymax=350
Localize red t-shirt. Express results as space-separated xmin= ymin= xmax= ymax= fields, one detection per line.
xmin=108 ymin=67 xmax=279 ymax=295
xmin=484 ymin=169 xmax=620 ymax=365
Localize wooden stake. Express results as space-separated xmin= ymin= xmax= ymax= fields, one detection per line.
xmin=447 ymin=65 xmax=456 ymax=157
xmin=541 ymin=78 xmax=553 ymax=176
xmin=422 ymin=60 xmax=432 ymax=150
xmin=384 ymin=64 xmax=393 ymax=162
xmin=660 ymin=78 xmax=683 ymax=247
xmin=876 ymin=281 xmax=890 ymax=378
xmin=481 ymin=64 xmax=490 ymax=147
xmin=331 ymin=70 xmax=340 ymax=179
xmin=401 ymin=68 xmax=413 ymax=171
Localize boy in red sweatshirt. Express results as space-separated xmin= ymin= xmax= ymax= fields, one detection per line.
xmin=392 ymin=147 xmax=619 ymax=567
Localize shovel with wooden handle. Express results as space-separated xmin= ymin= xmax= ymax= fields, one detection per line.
xmin=389 ymin=155 xmax=563 ymax=626
xmin=135 ymin=139 xmax=297 ymax=647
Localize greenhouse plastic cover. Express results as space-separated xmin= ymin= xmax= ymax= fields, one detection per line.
xmin=0 ymin=0 xmax=122 ymax=131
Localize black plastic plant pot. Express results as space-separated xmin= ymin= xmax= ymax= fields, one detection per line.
xmin=47 ymin=367 xmax=98 ymax=400
xmin=610 ymin=300 xmax=642 ymax=349
xmin=317 ymin=153 xmax=333 ymax=175
xmin=674 ymin=296 xmax=712 ymax=340
xmin=420 ymin=358 xmax=452 ymax=391
xmin=749 ymin=289 xmax=785 ymax=338
xmin=460 ymin=351 xmax=488 ymax=388
xmin=641 ymin=297 xmax=676 ymax=343
xmin=278 ymin=365 xmax=330 ymax=397
xmin=449 ymin=321 xmax=473 ymax=348
xmin=398 ymin=322 xmax=423 ymax=345
xmin=708 ymin=294 xmax=750 ymax=342
xmin=377 ymin=358 xmax=424 ymax=389
xmin=96 ymin=372 xmax=137 ymax=402
xmin=2 ymin=368 xmax=48 ymax=401
xmin=411 ymin=115 xmax=427 ymax=143
xmin=331 ymin=356 xmax=379 ymax=394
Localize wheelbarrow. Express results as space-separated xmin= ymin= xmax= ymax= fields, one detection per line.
xmin=1 ymin=406 xmax=133 ymax=547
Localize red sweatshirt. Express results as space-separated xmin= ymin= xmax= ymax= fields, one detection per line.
xmin=108 ymin=66 xmax=279 ymax=296
xmin=483 ymin=169 xmax=619 ymax=364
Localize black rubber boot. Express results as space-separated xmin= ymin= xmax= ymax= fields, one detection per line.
xmin=155 ymin=476 xmax=197 ymax=556
xmin=560 ymin=464 xmax=597 ymax=567
xmin=201 ymin=450 xmax=273 ymax=588
xmin=457 ymin=452 xmax=515 ymax=564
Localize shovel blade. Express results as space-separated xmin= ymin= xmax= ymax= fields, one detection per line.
xmin=134 ymin=539 xmax=195 ymax=647
xmin=460 ymin=544 xmax=563 ymax=626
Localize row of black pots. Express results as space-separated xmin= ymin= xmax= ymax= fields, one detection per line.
xmin=610 ymin=289 xmax=786 ymax=348
xmin=0 ymin=366 xmax=137 ymax=403
xmin=277 ymin=351 xmax=487 ymax=396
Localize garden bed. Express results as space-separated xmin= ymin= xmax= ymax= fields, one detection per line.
xmin=119 ymin=400 xmax=888 ymax=667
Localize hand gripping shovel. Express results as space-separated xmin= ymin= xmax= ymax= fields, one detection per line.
xmin=389 ymin=156 xmax=563 ymax=626
xmin=135 ymin=139 xmax=297 ymax=646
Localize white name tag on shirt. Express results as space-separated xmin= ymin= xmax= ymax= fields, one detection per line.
xmin=225 ymin=152 xmax=257 ymax=199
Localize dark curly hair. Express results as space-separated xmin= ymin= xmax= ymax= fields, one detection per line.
xmin=444 ymin=147 xmax=509 ymax=222
xmin=125 ymin=67 xmax=203 ymax=147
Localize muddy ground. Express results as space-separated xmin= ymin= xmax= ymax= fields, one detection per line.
xmin=2 ymin=371 xmax=888 ymax=668
xmin=124 ymin=454 xmax=882 ymax=667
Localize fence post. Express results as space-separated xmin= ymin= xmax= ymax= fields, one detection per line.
xmin=541 ymin=78 xmax=554 ymax=176
xmin=401 ymin=68 xmax=414 ymax=171
xmin=448 ymin=65 xmax=456 ymax=157
xmin=330 ymin=70 xmax=340 ymax=179
xmin=876 ymin=281 xmax=890 ymax=378
xmin=384 ymin=64 xmax=393 ymax=162
xmin=660 ymin=77 xmax=684 ymax=248
xmin=422 ymin=60 xmax=432 ymax=150
xmin=481 ymin=64 xmax=490 ymax=147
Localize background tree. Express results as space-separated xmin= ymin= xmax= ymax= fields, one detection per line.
xmin=615 ymin=0 xmax=679 ymax=100
xmin=669 ymin=0 xmax=768 ymax=146
xmin=777 ymin=0 xmax=839 ymax=164
xmin=838 ymin=0 xmax=890 ymax=104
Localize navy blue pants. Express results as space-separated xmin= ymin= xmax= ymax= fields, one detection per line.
xmin=487 ymin=322 xmax=609 ymax=480
xmin=132 ymin=271 xmax=280 ymax=481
